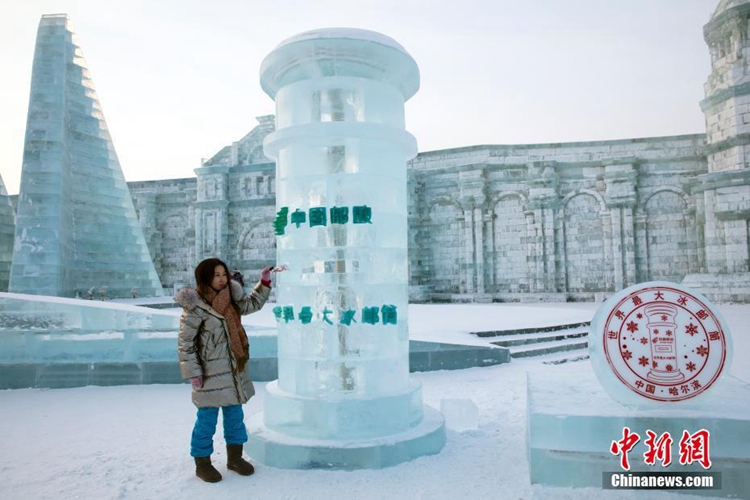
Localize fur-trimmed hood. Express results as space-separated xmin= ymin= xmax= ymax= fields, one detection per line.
xmin=174 ymin=287 xmax=202 ymax=310
xmin=174 ymin=280 xmax=245 ymax=310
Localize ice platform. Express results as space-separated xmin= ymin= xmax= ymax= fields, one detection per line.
xmin=0 ymin=338 xmax=508 ymax=389
xmin=527 ymin=362 xmax=750 ymax=498
xmin=246 ymin=405 xmax=445 ymax=470
xmin=0 ymin=293 xmax=510 ymax=389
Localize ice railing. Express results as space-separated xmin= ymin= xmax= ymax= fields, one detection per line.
xmin=0 ymin=292 xmax=275 ymax=364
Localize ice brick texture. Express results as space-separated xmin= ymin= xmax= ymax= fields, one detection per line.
xmin=0 ymin=174 xmax=15 ymax=291
xmin=9 ymin=6 xmax=749 ymax=302
xmin=9 ymin=14 xmax=163 ymax=298
xmin=122 ymin=4 xmax=750 ymax=302
xmin=257 ymin=28 xmax=424 ymax=440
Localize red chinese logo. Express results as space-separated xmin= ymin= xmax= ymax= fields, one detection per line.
xmin=679 ymin=429 xmax=712 ymax=469
xmin=602 ymin=285 xmax=728 ymax=402
xmin=610 ymin=426 xmax=640 ymax=470
xmin=610 ymin=428 xmax=711 ymax=470
xmin=643 ymin=430 xmax=673 ymax=467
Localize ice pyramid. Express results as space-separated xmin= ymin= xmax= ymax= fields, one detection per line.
xmin=0 ymin=174 xmax=15 ymax=291
xmin=9 ymin=14 xmax=163 ymax=298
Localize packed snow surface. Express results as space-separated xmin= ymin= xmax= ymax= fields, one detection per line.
xmin=2 ymin=302 xmax=747 ymax=499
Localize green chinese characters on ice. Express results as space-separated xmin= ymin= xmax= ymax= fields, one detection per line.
xmin=272 ymin=304 xmax=397 ymax=326
xmin=290 ymin=209 xmax=306 ymax=228
xmin=309 ymin=207 xmax=327 ymax=227
xmin=273 ymin=207 xmax=289 ymax=235
xmin=352 ymin=205 xmax=372 ymax=224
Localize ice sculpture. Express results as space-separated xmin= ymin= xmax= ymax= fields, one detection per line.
xmin=0 ymin=174 xmax=14 ymax=291
xmin=528 ymin=281 xmax=746 ymax=496
xmin=527 ymin=361 xmax=750 ymax=497
xmin=246 ymin=28 xmax=445 ymax=469
xmin=589 ymin=281 xmax=733 ymax=407
xmin=9 ymin=14 xmax=163 ymax=298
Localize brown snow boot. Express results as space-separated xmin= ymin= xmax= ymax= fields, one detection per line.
xmin=226 ymin=444 xmax=255 ymax=476
xmin=194 ymin=456 xmax=222 ymax=483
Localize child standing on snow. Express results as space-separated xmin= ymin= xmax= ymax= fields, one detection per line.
xmin=175 ymin=258 xmax=281 ymax=483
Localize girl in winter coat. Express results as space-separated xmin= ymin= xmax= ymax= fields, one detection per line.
xmin=175 ymin=258 xmax=279 ymax=483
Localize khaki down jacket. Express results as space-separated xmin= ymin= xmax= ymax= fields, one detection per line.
xmin=175 ymin=279 xmax=270 ymax=408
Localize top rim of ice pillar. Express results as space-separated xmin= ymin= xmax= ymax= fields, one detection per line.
xmin=260 ymin=27 xmax=420 ymax=100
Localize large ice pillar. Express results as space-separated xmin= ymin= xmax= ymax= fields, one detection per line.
xmin=9 ymin=14 xmax=163 ymax=298
xmin=246 ymin=28 xmax=445 ymax=469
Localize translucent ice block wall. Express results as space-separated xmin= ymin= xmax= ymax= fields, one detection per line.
xmin=0 ymin=292 xmax=180 ymax=364
xmin=260 ymin=29 xmax=423 ymax=439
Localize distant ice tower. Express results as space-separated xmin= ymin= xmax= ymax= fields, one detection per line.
xmin=246 ymin=28 xmax=445 ymax=469
xmin=0 ymin=174 xmax=15 ymax=291
xmin=9 ymin=14 xmax=163 ymax=298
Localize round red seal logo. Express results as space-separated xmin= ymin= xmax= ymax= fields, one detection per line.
xmin=591 ymin=282 xmax=731 ymax=404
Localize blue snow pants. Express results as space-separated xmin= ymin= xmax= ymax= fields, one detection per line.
xmin=190 ymin=405 xmax=248 ymax=457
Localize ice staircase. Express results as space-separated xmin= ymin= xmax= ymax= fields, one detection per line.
xmin=472 ymin=322 xmax=590 ymax=364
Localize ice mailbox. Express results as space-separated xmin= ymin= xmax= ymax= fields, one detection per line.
xmin=246 ymin=28 xmax=445 ymax=469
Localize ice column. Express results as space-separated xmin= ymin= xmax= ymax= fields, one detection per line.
xmin=247 ymin=28 xmax=445 ymax=469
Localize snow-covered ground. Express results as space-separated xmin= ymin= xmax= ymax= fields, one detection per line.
xmin=2 ymin=302 xmax=747 ymax=500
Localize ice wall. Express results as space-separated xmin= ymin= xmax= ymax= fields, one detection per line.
xmin=0 ymin=292 xmax=281 ymax=389
xmin=0 ymin=175 xmax=14 ymax=291
xmin=0 ymin=292 xmax=180 ymax=365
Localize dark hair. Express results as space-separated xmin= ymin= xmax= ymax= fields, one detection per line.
xmin=194 ymin=258 xmax=232 ymax=303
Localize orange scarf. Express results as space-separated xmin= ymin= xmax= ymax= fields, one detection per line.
xmin=204 ymin=286 xmax=248 ymax=373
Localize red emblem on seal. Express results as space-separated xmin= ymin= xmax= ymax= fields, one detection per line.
xmin=602 ymin=285 xmax=728 ymax=402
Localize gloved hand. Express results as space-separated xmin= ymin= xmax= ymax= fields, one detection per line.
xmin=260 ymin=266 xmax=274 ymax=284
xmin=190 ymin=375 xmax=203 ymax=389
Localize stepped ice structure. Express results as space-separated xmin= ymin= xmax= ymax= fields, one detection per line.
xmin=0 ymin=175 xmax=15 ymax=292
xmin=246 ymin=28 xmax=446 ymax=469
xmin=9 ymin=14 xmax=163 ymax=298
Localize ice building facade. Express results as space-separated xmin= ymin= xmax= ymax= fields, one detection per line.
xmin=0 ymin=174 xmax=15 ymax=291
xmin=8 ymin=14 xmax=163 ymax=298
xmin=124 ymin=2 xmax=750 ymax=303
xmin=5 ymin=2 xmax=750 ymax=301
xmin=128 ymin=122 xmax=713 ymax=300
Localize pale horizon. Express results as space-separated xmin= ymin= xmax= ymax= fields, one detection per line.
xmin=0 ymin=0 xmax=718 ymax=195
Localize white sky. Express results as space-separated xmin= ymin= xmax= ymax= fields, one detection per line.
xmin=0 ymin=0 xmax=719 ymax=195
